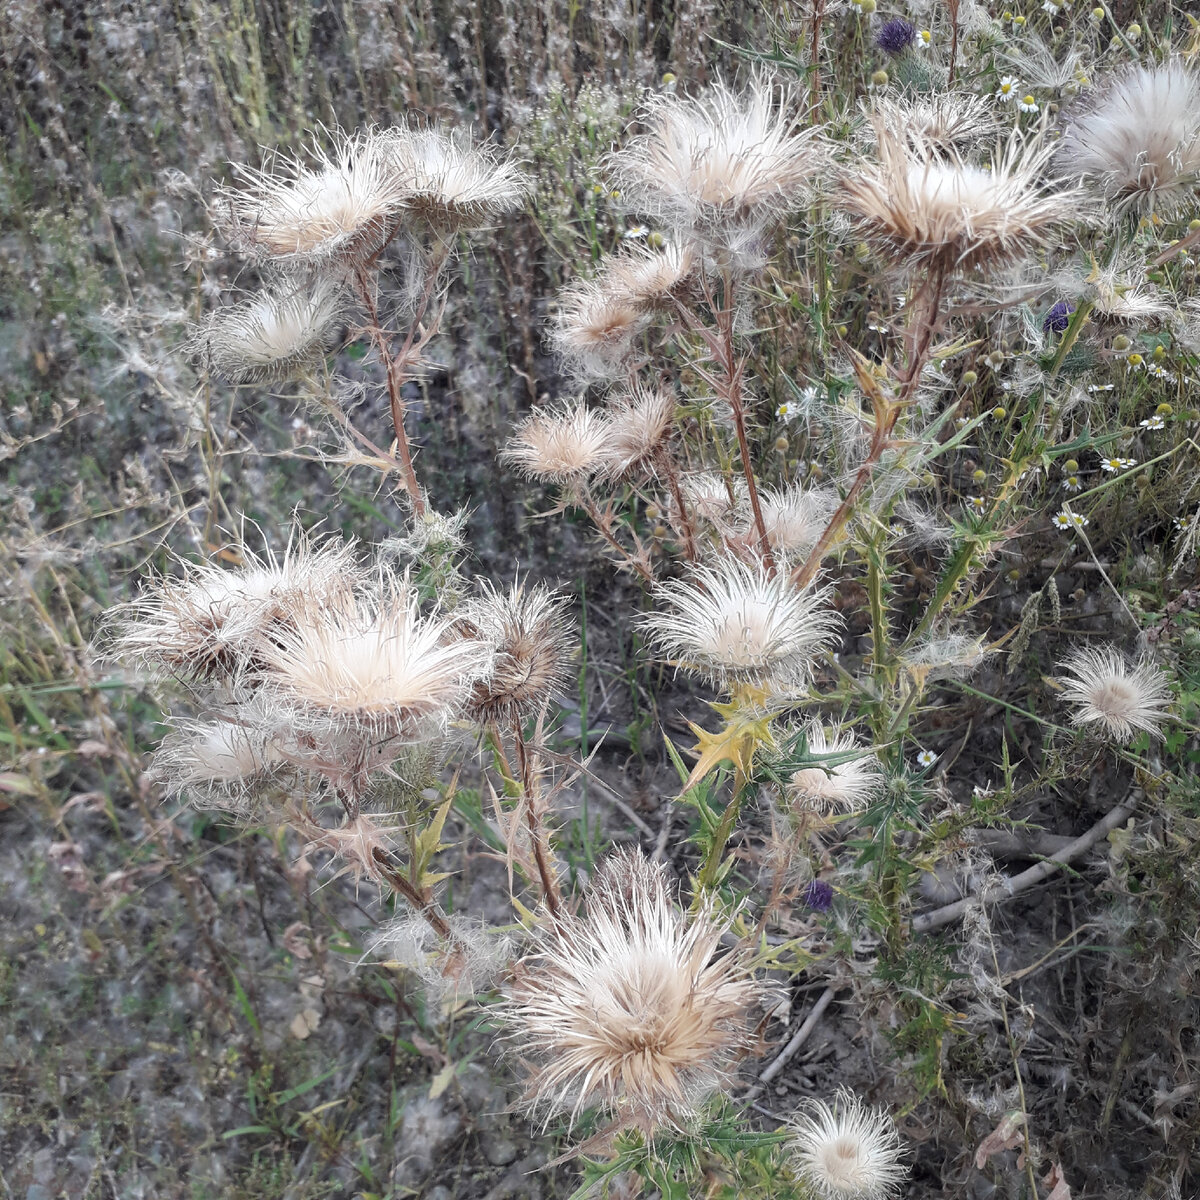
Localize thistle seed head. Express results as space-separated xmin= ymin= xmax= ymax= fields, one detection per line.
xmin=501 ymin=401 xmax=613 ymax=486
xmin=1056 ymin=60 xmax=1200 ymax=214
xmin=1056 ymin=645 xmax=1172 ymax=742
xmin=191 ymin=277 xmax=346 ymax=385
xmin=500 ymin=849 xmax=761 ymax=1133
xmin=788 ymin=725 xmax=884 ymax=814
xmin=643 ymin=557 xmax=842 ymax=689
xmin=789 ymin=1089 xmax=908 ymax=1200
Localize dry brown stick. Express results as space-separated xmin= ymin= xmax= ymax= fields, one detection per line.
xmin=742 ymin=984 xmax=839 ymax=1104
xmin=912 ymin=794 xmax=1139 ymax=934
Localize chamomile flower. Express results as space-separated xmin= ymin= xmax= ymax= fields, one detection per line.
xmin=1052 ymin=508 xmax=1089 ymax=530
xmin=966 ymin=496 xmax=987 ymax=514
xmin=1147 ymin=362 xmax=1170 ymax=379
xmin=624 ymin=223 xmax=650 ymax=239
xmin=1099 ymin=456 xmax=1136 ymax=473
xmin=916 ymin=29 xmax=932 ymax=49
xmin=777 ymin=400 xmax=801 ymax=419
xmin=1018 ymin=95 xmax=1040 ymax=114
xmin=1062 ymin=474 xmax=1082 ymax=492
xmin=1140 ymin=414 xmax=1166 ymax=429
xmin=997 ymin=77 xmax=1019 ymax=103
xmin=915 ymin=749 xmax=938 ymax=769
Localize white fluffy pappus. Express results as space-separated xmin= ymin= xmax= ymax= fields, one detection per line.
xmin=1056 ymin=645 xmax=1172 ymax=742
xmin=219 ymin=127 xmax=407 ymax=266
xmin=643 ymin=557 xmax=842 ymax=688
xmin=500 ymin=849 xmax=761 ymax=1133
xmin=500 ymin=401 xmax=614 ymax=486
xmin=788 ymin=725 xmax=884 ymax=814
xmin=193 ymin=277 xmax=346 ymax=385
xmin=1056 ymin=60 xmax=1200 ymax=214
xmin=258 ymin=582 xmax=495 ymax=738
xmin=789 ymin=1088 xmax=908 ymax=1199
xmin=605 ymin=78 xmax=826 ymax=238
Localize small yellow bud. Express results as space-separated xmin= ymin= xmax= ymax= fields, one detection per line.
xmin=1013 ymin=14 xmax=1026 ymax=26
xmin=661 ymin=72 xmax=677 ymax=85
xmin=987 ymin=350 xmax=1005 ymax=368
xmin=1127 ymin=22 xmax=1141 ymax=36
xmin=1064 ymin=459 xmax=1079 ymax=472
xmin=972 ymin=469 xmax=986 ymax=483
xmin=836 ymin=324 xmax=849 ymax=337
xmin=652 ymin=524 xmax=668 ymax=540
xmin=1190 ymin=219 xmax=1200 ymax=232
xmin=645 ymin=503 xmax=661 ymax=522
xmin=992 ymin=407 xmax=1007 ymax=419
xmin=775 ymin=436 xmax=789 ymax=453
xmin=1091 ymin=6 xmax=1103 ymax=16
xmin=1127 ymin=352 xmax=1144 ymax=367
xmin=870 ymin=68 xmax=889 ymax=87
xmin=962 ymin=370 xmax=978 ymax=387
xmin=1156 ymin=403 xmax=1173 ymax=416
xmin=1007 ymin=569 xmax=1020 ymax=583
xmin=647 ymin=230 xmax=665 ymax=250
xmin=1112 ymin=334 xmax=1132 ymax=352
xmin=859 ymin=0 xmax=877 ymax=13
xmin=1153 ymin=344 xmax=1166 ymax=360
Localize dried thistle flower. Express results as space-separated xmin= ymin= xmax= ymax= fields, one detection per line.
xmin=219 ymin=128 xmax=407 ymax=267
xmin=756 ymin=483 xmax=839 ymax=559
xmin=259 ymin=581 xmax=494 ymax=739
xmin=901 ymin=632 xmax=989 ymax=681
xmin=151 ymin=717 xmax=282 ymax=812
xmin=192 ymin=277 xmax=345 ymax=384
xmin=606 ymin=78 xmax=826 ymax=238
xmin=105 ymin=530 xmax=362 ymax=682
xmin=870 ymin=93 xmax=997 ymax=156
xmin=602 ymin=383 xmax=678 ymax=479
xmin=458 ymin=580 xmax=576 ymax=724
xmin=788 ymin=725 xmax=884 ymax=814
xmin=549 ymin=278 xmax=649 ymax=378
xmin=501 ymin=401 xmax=613 ymax=485
xmin=789 ymin=1089 xmax=908 ymax=1199
xmin=602 ymin=240 xmax=698 ymax=309
xmin=681 ymin=473 xmax=743 ymax=525
xmin=387 ymin=126 xmax=530 ymax=229
xmin=1056 ymin=61 xmax=1200 ymax=214
xmin=501 ymin=850 xmax=760 ymax=1132
xmin=840 ymin=123 xmax=1085 ymax=275
xmin=1056 ymin=645 xmax=1172 ymax=742
xmin=643 ymin=558 xmax=841 ymax=688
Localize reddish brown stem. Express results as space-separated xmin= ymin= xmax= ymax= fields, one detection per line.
xmin=579 ymin=493 xmax=657 ymax=583
xmin=371 ymin=849 xmax=455 ymax=939
xmin=790 ymin=264 xmax=948 ymax=590
xmin=510 ymin=723 xmax=563 ymax=918
xmin=353 ymin=268 xmax=426 ymax=517
xmin=714 ymin=277 xmax=776 ymax=575
xmin=659 ymin=451 xmax=699 ymax=562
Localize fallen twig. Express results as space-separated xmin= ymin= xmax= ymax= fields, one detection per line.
xmin=741 ymin=984 xmax=838 ymax=1104
xmin=913 ymin=794 xmax=1139 ymax=934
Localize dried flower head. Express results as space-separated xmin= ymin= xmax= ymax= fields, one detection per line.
xmin=606 ymin=78 xmax=826 ymax=238
xmin=871 ymin=93 xmax=997 ymax=155
xmin=501 ymin=850 xmax=760 ymax=1132
xmin=387 ymin=126 xmax=530 ymax=229
xmin=602 ymin=383 xmax=678 ymax=479
xmin=104 ymin=530 xmax=362 ymax=682
xmin=151 ymin=717 xmax=282 ymax=811
xmin=193 ymin=278 xmax=345 ymax=384
xmin=789 ymin=1089 xmax=908 ymax=1200
xmin=1056 ymin=645 xmax=1172 ymax=742
xmin=501 ymin=401 xmax=613 ymax=486
xmin=458 ymin=580 xmax=576 ymax=724
xmin=788 ymin=725 xmax=884 ymax=814
xmin=756 ymin=484 xmax=839 ymax=559
xmin=681 ymin=473 xmax=742 ymax=525
xmin=219 ymin=128 xmax=407 ymax=267
xmin=602 ymin=240 xmax=699 ymax=309
xmin=1056 ymin=61 xmax=1200 ymax=214
xmin=259 ymin=582 xmax=494 ymax=738
xmin=644 ymin=558 xmax=841 ymax=688
xmin=841 ymin=123 xmax=1084 ymax=274
xmin=549 ymin=278 xmax=649 ymax=378
xmin=901 ymin=633 xmax=989 ymax=682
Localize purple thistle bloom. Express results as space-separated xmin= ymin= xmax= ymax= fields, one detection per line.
xmin=804 ymin=879 xmax=835 ymax=911
xmin=875 ymin=18 xmax=916 ymax=55
xmin=1043 ymin=300 xmax=1073 ymax=334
